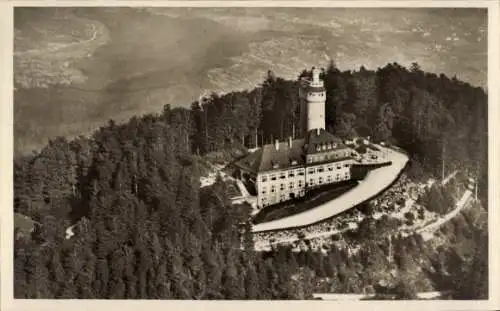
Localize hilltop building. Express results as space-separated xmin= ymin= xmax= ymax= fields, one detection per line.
xmin=235 ymin=67 xmax=363 ymax=208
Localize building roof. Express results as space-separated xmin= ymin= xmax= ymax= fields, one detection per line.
xmin=258 ymin=139 xmax=306 ymax=173
xmin=235 ymin=138 xmax=306 ymax=174
xmin=305 ymin=129 xmax=349 ymax=155
xmin=236 ymin=129 xmax=355 ymax=174
xmin=234 ymin=148 xmax=264 ymax=175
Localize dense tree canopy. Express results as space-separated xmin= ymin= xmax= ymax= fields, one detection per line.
xmin=14 ymin=62 xmax=488 ymax=299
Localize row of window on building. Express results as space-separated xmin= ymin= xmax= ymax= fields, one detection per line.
xmin=260 ymin=168 xmax=305 ymax=182
xmin=307 ymin=150 xmax=354 ymax=163
xmin=260 ymin=163 xmax=351 ymax=183
xmin=261 ymin=180 xmax=304 ymax=195
xmin=307 ymin=92 xmax=325 ymax=98
xmin=261 ymin=189 xmax=306 ymax=206
xmin=260 ymin=172 xmax=350 ymax=195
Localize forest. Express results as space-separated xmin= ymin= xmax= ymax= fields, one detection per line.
xmin=13 ymin=61 xmax=488 ymax=299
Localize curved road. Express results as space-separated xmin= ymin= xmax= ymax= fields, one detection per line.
xmin=417 ymin=189 xmax=472 ymax=236
xmin=252 ymin=146 xmax=409 ymax=232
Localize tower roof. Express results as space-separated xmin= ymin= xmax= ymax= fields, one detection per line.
xmin=305 ymin=129 xmax=348 ymax=155
xmin=310 ymin=67 xmax=324 ymax=88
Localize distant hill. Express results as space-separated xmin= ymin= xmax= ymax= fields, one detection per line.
xmin=13 ymin=7 xmax=486 ymax=155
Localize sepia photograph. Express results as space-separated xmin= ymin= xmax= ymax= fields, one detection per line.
xmin=3 ymin=1 xmax=499 ymax=308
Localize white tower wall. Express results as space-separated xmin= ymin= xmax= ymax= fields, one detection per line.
xmin=306 ymin=68 xmax=326 ymax=131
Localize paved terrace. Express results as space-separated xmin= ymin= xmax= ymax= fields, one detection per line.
xmin=252 ymin=146 xmax=409 ymax=233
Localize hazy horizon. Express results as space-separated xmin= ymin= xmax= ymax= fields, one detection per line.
xmin=14 ymin=7 xmax=487 ymax=155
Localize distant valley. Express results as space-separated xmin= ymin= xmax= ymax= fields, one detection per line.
xmin=13 ymin=7 xmax=487 ymax=155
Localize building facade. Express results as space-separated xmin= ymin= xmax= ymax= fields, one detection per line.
xmin=235 ymin=67 xmax=360 ymax=208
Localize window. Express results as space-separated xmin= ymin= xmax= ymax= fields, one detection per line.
xmin=319 ymin=177 xmax=323 ymax=184
xmin=288 ymin=171 xmax=294 ymax=178
xmin=271 ymin=174 xmax=277 ymax=181
xmin=280 ymin=172 xmax=286 ymax=179
xmin=262 ymin=190 xmax=266 ymax=195
xmin=289 ymin=182 xmax=294 ymax=189
xmin=280 ymin=184 xmax=285 ymax=191
xmin=336 ymin=174 xmax=340 ymax=181
xmin=344 ymin=163 xmax=350 ymax=168
xmin=308 ymin=168 xmax=315 ymax=174
xmin=298 ymin=169 xmax=305 ymax=176
xmin=327 ymin=175 xmax=332 ymax=183
xmin=318 ymin=166 xmax=325 ymax=173
xmin=298 ymin=180 xmax=303 ymax=187
xmin=336 ymin=164 xmax=341 ymax=170
xmin=309 ymin=178 xmax=314 ymax=185
xmin=271 ymin=185 xmax=276 ymax=193
xmin=261 ymin=175 xmax=267 ymax=182
xmin=328 ymin=165 xmax=334 ymax=171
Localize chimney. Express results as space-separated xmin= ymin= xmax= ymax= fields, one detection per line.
xmin=288 ymin=136 xmax=293 ymax=148
xmin=275 ymin=139 xmax=279 ymax=150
